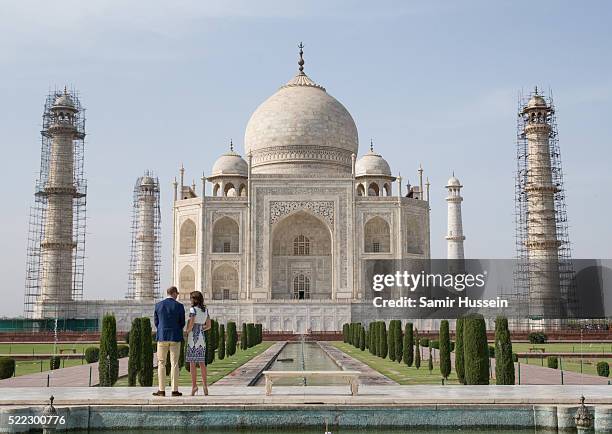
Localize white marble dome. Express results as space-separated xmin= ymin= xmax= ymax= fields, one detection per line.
xmin=447 ymin=175 xmax=461 ymax=187
xmin=355 ymin=150 xmax=392 ymax=177
xmin=211 ymin=150 xmax=248 ymax=177
xmin=244 ymin=71 xmax=358 ymax=175
xmin=53 ymin=90 xmax=75 ymax=109
xmin=526 ymin=94 xmax=547 ymax=109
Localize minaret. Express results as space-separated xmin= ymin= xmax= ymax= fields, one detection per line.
xmin=445 ymin=173 xmax=465 ymax=260
xmin=128 ymin=172 xmax=161 ymax=300
xmin=38 ymin=89 xmax=85 ymax=307
xmin=521 ymin=90 xmax=561 ymax=317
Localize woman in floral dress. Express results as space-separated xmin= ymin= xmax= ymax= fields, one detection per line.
xmin=185 ymin=291 xmax=211 ymax=395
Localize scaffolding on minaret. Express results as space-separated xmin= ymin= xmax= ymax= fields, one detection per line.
xmin=512 ymin=88 xmax=576 ymax=326
xmin=126 ymin=172 xmax=161 ymax=300
xmin=23 ymin=88 xmax=87 ymax=319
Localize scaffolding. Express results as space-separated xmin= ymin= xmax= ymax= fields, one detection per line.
xmin=24 ymin=88 xmax=87 ymax=319
xmin=126 ymin=171 xmax=161 ymax=300
xmin=512 ymin=88 xmax=576 ymax=328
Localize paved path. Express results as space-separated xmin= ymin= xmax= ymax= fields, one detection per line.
xmin=0 ymin=385 xmax=610 ymax=406
xmin=319 ymin=342 xmax=397 ymax=385
xmin=0 ymin=357 xmax=131 ymax=388
xmin=214 ymin=342 xmax=285 ymax=387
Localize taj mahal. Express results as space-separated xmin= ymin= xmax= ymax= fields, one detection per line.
xmin=25 ymin=46 xmax=477 ymax=332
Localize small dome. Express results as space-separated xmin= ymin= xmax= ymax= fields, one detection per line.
xmin=140 ymin=175 xmax=155 ymax=186
xmin=526 ymin=94 xmax=547 ymax=109
xmin=53 ymin=90 xmax=75 ymax=109
xmin=211 ymin=150 xmax=248 ymax=177
xmin=447 ymin=175 xmax=461 ymax=187
xmin=355 ymin=150 xmax=392 ymax=177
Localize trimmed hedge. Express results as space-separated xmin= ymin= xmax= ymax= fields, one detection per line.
xmin=455 ymin=317 xmax=465 ymax=384
xmin=342 ymin=323 xmax=349 ymax=343
xmin=379 ymin=322 xmax=388 ymax=359
xmin=414 ymin=332 xmax=421 ymax=369
xmin=463 ymin=314 xmax=489 ymax=385
xmin=394 ymin=321 xmax=403 ymax=363
xmin=494 ymin=316 xmax=515 ymax=385
xmin=50 ymin=356 xmax=60 ymax=370
xmin=488 ymin=345 xmax=496 ymax=359
xmin=430 ymin=340 xmax=439 ymax=350
xmin=596 ymin=361 xmax=609 ymax=377
xmin=439 ymin=320 xmax=451 ymax=380
xmin=547 ymin=356 xmax=558 ymax=369
xmin=240 ymin=323 xmax=247 ymax=350
xmin=0 ymin=357 xmax=15 ymax=379
xmin=85 ymin=347 xmax=99 ymax=364
xmin=420 ymin=338 xmax=429 ymax=348
xmin=99 ymin=314 xmax=119 ymax=386
xmin=528 ymin=332 xmax=548 ymax=344
xmin=359 ymin=325 xmax=366 ymax=351
xmin=218 ymin=324 xmax=226 ymax=360
xmin=226 ymin=321 xmax=237 ymax=356
xmin=127 ymin=318 xmax=141 ymax=386
xmin=403 ymin=323 xmax=414 ymax=367
xmin=388 ymin=321 xmax=396 ymax=361
xmin=428 ymin=347 xmax=433 ymax=373
xmin=138 ymin=317 xmax=154 ymax=387
xmin=118 ymin=344 xmax=129 ymax=358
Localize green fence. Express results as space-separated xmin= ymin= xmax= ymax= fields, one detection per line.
xmin=0 ymin=318 xmax=98 ymax=332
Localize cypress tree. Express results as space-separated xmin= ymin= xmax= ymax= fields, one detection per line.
xmin=256 ymin=324 xmax=263 ymax=344
xmin=342 ymin=323 xmax=349 ymax=343
xmin=395 ymin=321 xmax=403 ymax=363
xmin=388 ymin=320 xmax=396 ymax=361
xmin=240 ymin=323 xmax=247 ymax=350
xmin=428 ymin=347 xmax=433 ymax=373
xmin=368 ymin=323 xmax=375 ymax=354
xmin=218 ymin=324 xmax=226 ymax=360
xmin=380 ymin=322 xmax=388 ymax=359
xmin=138 ymin=317 xmax=153 ymax=387
xmin=455 ymin=317 xmax=466 ymax=384
xmin=463 ymin=314 xmax=489 ymax=385
xmin=359 ymin=325 xmax=366 ymax=351
xmin=495 ymin=316 xmax=515 ymax=385
xmin=99 ymin=314 xmax=119 ymax=386
xmin=414 ymin=330 xmax=421 ymax=369
xmin=403 ymin=322 xmax=414 ymax=367
xmin=246 ymin=323 xmax=255 ymax=348
xmin=127 ymin=317 xmax=141 ymax=386
xmin=226 ymin=321 xmax=237 ymax=356
xmin=439 ymin=320 xmax=451 ymax=380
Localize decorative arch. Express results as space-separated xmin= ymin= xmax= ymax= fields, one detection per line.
xmin=212 ymin=216 xmax=239 ymax=253
xmin=368 ymin=182 xmax=380 ymax=197
xmin=356 ymin=184 xmax=365 ymax=196
xmin=179 ymin=219 xmax=197 ymax=255
xmin=364 ymin=216 xmax=391 ymax=253
xmin=213 ymin=183 xmax=220 ymax=197
xmin=239 ymin=184 xmax=247 ymax=197
xmin=293 ymin=274 xmax=310 ymax=299
xmin=224 ymin=182 xmax=236 ymax=197
xmin=383 ymin=182 xmax=392 ymax=196
xmin=179 ymin=265 xmax=195 ymax=294
xmin=270 ymin=210 xmax=332 ymax=300
xmin=212 ymin=264 xmax=238 ymax=300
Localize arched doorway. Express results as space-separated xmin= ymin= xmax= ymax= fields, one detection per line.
xmin=212 ymin=264 xmax=238 ymax=300
xmin=270 ymin=211 xmax=332 ymax=300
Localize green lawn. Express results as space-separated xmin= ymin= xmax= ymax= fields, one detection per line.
xmin=331 ymin=342 xmax=461 ymax=385
xmin=14 ymin=358 xmax=86 ymax=376
xmin=515 ymin=353 xmax=610 ymax=377
xmin=114 ymin=341 xmax=273 ymax=386
xmin=511 ymin=342 xmax=612 ymax=354
xmin=0 ymin=342 xmax=97 ymax=355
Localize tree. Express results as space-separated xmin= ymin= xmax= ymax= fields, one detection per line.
xmin=388 ymin=320 xmax=396 ymax=361
xmin=596 ymin=361 xmax=609 ymax=377
xmin=428 ymin=347 xmax=433 ymax=373
xmin=218 ymin=324 xmax=226 ymax=360
xmin=495 ymin=316 xmax=515 ymax=385
xmin=256 ymin=324 xmax=263 ymax=344
xmin=128 ymin=318 xmax=141 ymax=386
xmin=138 ymin=317 xmax=154 ymax=387
xmin=342 ymin=323 xmax=349 ymax=343
xmin=463 ymin=314 xmax=489 ymax=385
xmin=439 ymin=320 xmax=451 ymax=380
xmin=369 ymin=322 xmax=376 ymax=355
xmin=99 ymin=314 xmax=119 ymax=386
xmin=240 ymin=323 xmax=248 ymax=350
xmin=379 ymin=322 xmax=388 ymax=359
xmin=395 ymin=321 xmax=403 ymax=363
xmin=226 ymin=321 xmax=237 ymax=356
xmin=359 ymin=325 xmax=366 ymax=351
xmin=246 ymin=323 xmax=255 ymax=348
xmin=0 ymin=357 xmax=15 ymax=379
xmin=403 ymin=323 xmax=414 ymax=367
xmin=455 ymin=317 xmax=465 ymax=384
xmin=414 ymin=331 xmax=421 ymax=369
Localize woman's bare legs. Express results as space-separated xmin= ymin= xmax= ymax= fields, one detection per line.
xmin=199 ymin=362 xmax=208 ymax=395
xmin=189 ymin=362 xmax=198 ymax=395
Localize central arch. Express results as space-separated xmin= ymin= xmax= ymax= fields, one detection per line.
xmin=270 ymin=211 xmax=332 ymax=300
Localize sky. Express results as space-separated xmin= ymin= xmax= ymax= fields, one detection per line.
xmin=0 ymin=0 xmax=610 ymax=317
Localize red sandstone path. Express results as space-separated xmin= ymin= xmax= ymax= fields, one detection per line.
xmin=0 ymin=357 xmax=133 ymax=387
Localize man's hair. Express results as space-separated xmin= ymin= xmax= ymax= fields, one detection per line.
xmin=167 ymin=286 xmax=178 ymax=296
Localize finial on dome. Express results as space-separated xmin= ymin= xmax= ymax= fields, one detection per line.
xmin=298 ymin=42 xmax=305 ymax=73
xmin=534 ymin=86 xmax=538 ymax=95
xmin=230 ymin=139 xmax=234 ymax=152
xmin=63 ymin=86 xmax=68 ymax=95
xmin=370 ymin=139 xmax=374 ymax=152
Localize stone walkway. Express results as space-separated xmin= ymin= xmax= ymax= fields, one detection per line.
xmin=319 ymin=342 xmax=397 ymax=385
xmin=0 ymin=385 xmax=610 ymax=406
xmin=0 ymin=357 xmax=132 ymax=388
xmin=214 ymin=342 xmax=285 ymax=386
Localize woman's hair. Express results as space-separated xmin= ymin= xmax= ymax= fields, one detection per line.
xmin=189 ymin=291 xmax=205 ymax=311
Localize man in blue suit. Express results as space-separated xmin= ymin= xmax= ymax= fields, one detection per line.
xmin=152 ymin=286 xmax=185 ymax=397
